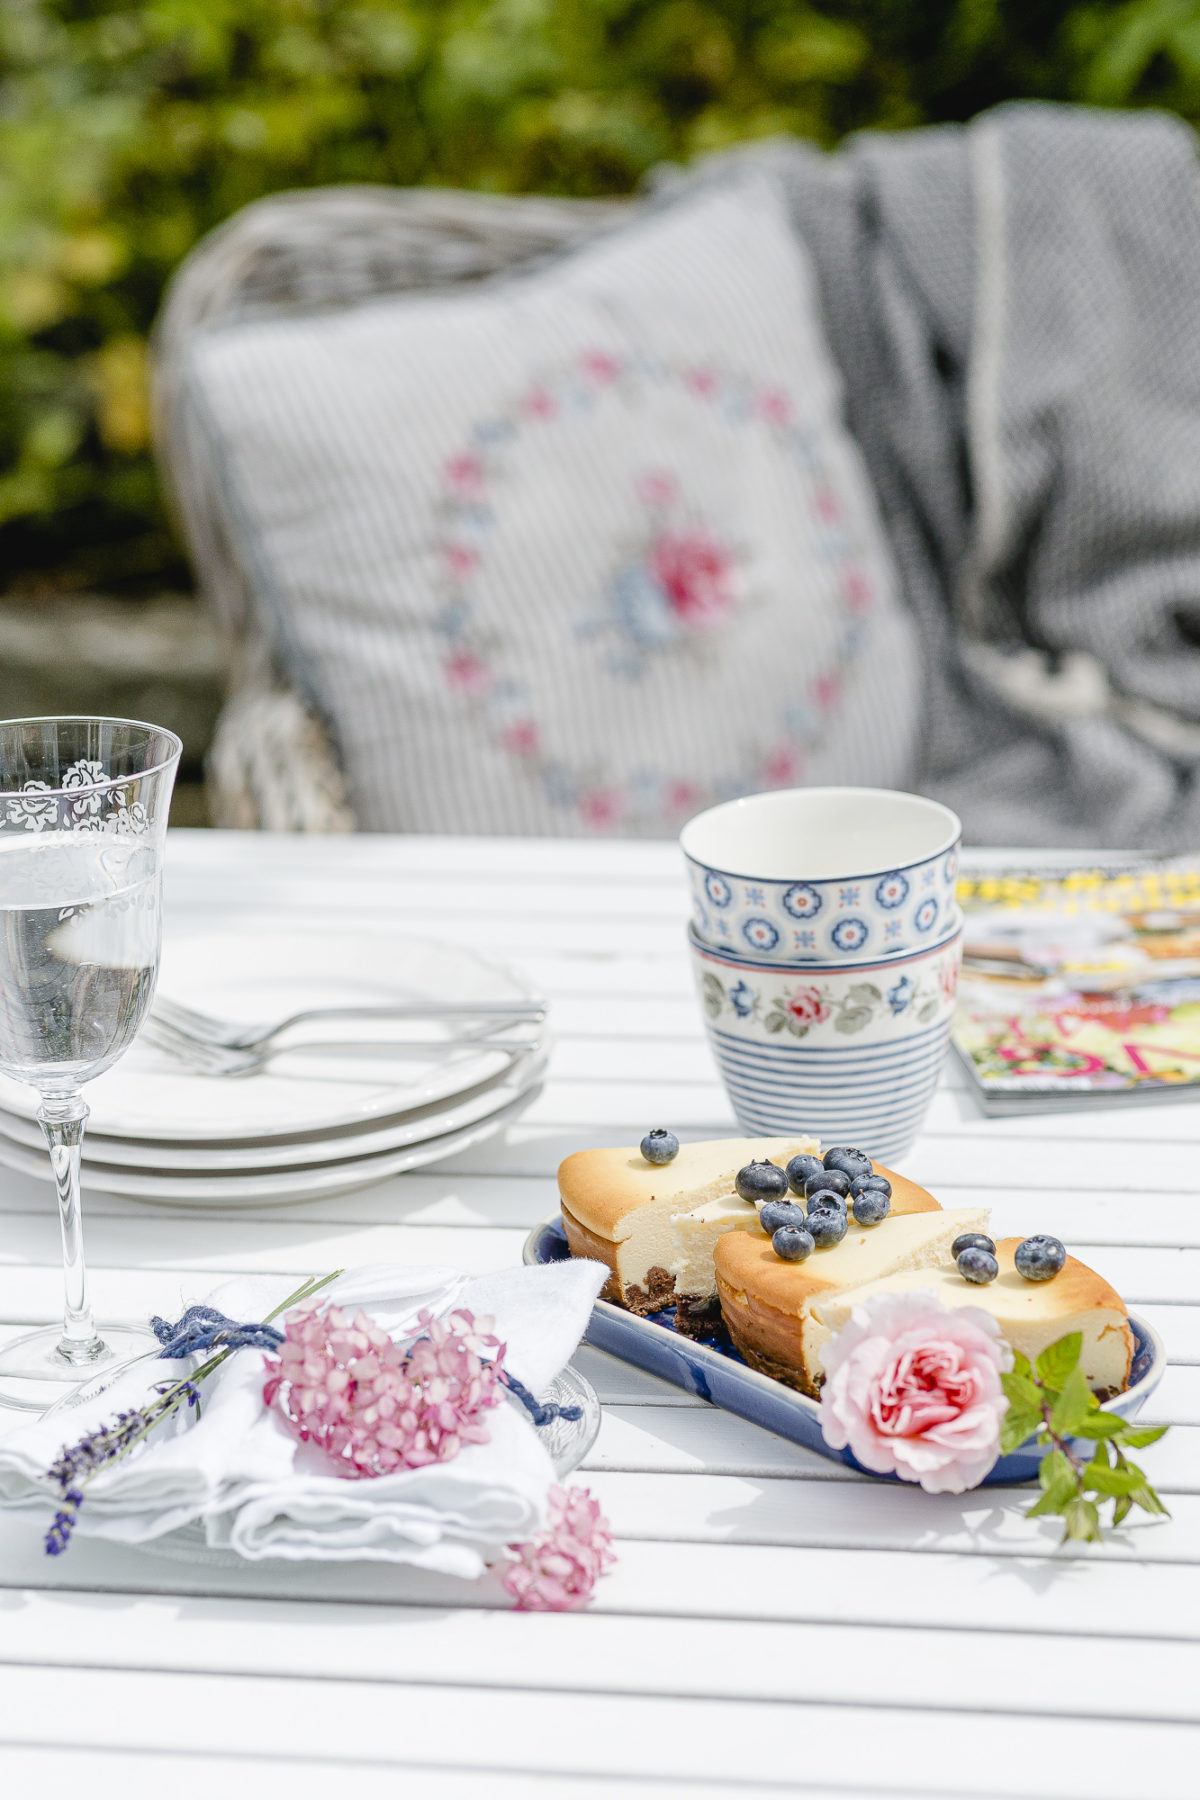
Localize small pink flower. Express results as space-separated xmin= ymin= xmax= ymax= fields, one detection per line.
xmin=443 ymin=543 xmax=479 ymax=577
xmin=444 ymin=452 xmax=483 ymax=496
xmin=635 ymin=470 xmax=678 ymax=509
xmin=523 ymin=388 xmax=555 ymax=419
xmin=940 ymin=959 xmax=960 ymax=1004
xmin=581 ymin=349 xmax=621 ymax=383
xmin=814 ymin=487 xmax=842 ymax=523
xmin=843 ymin=566 xmax=872 ymax=613
xmin=819 ymin=1291 xmax=1012 ymax=1494
xmin=758 ymin=388 xmax=792 ymax=425
xmin=784 ymin=986 xmax=829 ymax=1028
xmin=581 ymin=789 xmax=623 ymax=829
xmin=664 ymin=779 xmax=701 ymax=813
xmin=649 ymin=529 xmax=736 ymax=628
xmin=496 ymin=1484 xmax=616 ymax=1611
xmin=445 ymin=651 xmax=492 ymax=695
xmin=501 ymin=720 xmax=539 ymax=755
xmin=263 ymin=1303 xmax=506 ymax=1478
xmin=685 ymin=366 xmax=718 ymax=398
xmin=762 ymin=741 xmax=802 ymax=784
xmin=814 ymin=671 xmax=842 ymax=713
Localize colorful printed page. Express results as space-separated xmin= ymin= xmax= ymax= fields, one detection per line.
xmin=954 ymin=863 xmax=1200 ymax=1111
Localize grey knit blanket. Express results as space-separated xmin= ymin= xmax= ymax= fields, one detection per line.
xmin=662 ymin=102 xmax=1200 ymax=849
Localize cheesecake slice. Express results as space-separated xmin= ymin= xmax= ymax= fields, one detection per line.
xmin=714 ymin=1206 xmax=991 ymax=1396
xmin=807 ymin=1239 xmax=1133 ymax=1399
xmin=670 ymin=1161 xmax=941 ymax=1339
xmin=559 ymin=1136 xmax=818 ymax=1314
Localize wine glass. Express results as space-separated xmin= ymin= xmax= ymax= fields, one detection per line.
xmin=0 ymin=717 xmax=181 ymax=1411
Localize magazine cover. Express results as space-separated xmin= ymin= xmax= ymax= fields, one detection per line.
xmin=955 ymin=862 xmax=1200 ymax=1113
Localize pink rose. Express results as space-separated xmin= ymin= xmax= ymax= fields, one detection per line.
xmin=649 ymin=529 xmax=736 ymax=627
xmin=785 ymin=986 xmax=829 ymax=1027
xmin=819 ymin=1291 xmax=1012 ymax=1494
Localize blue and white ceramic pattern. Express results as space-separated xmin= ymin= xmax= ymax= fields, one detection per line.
xmin=682 ymin=786 xmax=961 ymax=965
xmin=525 ymin=1217 xmax=1164 ymax=1487
xmin=690 ymin=920 xmax=962 ymax=1164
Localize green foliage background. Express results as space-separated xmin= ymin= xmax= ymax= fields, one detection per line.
xmin=4 ymin=0 xmax=1200 ymax=594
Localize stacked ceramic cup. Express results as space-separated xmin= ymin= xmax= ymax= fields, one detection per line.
xmin=681 ymin=788 xmax=963 ymax=1165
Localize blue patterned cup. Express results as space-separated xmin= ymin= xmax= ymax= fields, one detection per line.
xmin=681 ymin=787 xmax=961 ymax=965
xmin=690 ymin=919 xmax=963 ymax=1164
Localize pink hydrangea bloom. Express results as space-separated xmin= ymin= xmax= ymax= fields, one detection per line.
xmin=263 ymin=1303 xmax=506 ymax=1478
xmin=819 ymin=1291 xmax=1013 ymax=1494
xmin=496 ymin=1484 xmax=616 ymax=1611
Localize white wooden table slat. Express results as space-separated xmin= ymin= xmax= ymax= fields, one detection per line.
xmin=2 ymin=829 xmax=1197 ymax=1793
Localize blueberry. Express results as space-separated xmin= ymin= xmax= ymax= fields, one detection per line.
xmin=823 ymin=1146 xmax=873 ymax=1181
xmin=957 ymin=1247 xmax=999 ymax=1284
xmin=640 ymin=1129 xmax=679 ymax=1166
xmin=1014 ymin=1236 xmax=1067 ymax=1282
xmin=759 ymin=1200 xmax=808 ymax=1235
xmin=852 ymin=1189 xmax=891 ymax=1227
xmin=805 ymin=1188 xmax=847 ymax=1216
xmin=735 ymin=1160 xmax=788 ymax=1203
xmin=805 ymin=1208 xmax=849 ymax=1248
xmin=849 ymin=1174 xmax=891 ymax=1200
xmin=772 ymin=1225 xmax=815 ymax=1262
xmin=951 ymin=1232 xmax=995 ymax=1260
xmin=785 ymin=1153 xmax=825 ymax=1196
xmin=805 ymin=1168 xmax=850 ymax=1199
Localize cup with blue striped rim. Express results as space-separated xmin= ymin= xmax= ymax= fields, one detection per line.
xmin=688 ymin=916 xmax=963 ymax=1165
xmin=681 ymin=787 xmax=961 ymax=967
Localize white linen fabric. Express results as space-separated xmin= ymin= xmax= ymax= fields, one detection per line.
xmin=0 ymin=1259 xmax=606 ymax=1578
xmin=183 ymin=174 xmax=921 ymax=835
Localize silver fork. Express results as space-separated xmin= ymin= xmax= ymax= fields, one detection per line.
xmin=151 ymin=993 xmax=546 ymax=1052
xmin=142 ymin=1016 xmax=542 ymax=1079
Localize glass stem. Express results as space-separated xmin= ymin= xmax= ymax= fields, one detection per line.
xmin=37 ymin=1091 xmax=102 ymax=1364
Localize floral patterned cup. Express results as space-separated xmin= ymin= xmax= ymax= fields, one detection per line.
xmin=690 ymin=918 xmax=963 ymax=1164
xmin=681 ymin=787 xmax=961 ymax=965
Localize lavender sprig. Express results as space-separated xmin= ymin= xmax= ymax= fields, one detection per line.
xmin=44 ymin=1270 xmax=341 ymax=1555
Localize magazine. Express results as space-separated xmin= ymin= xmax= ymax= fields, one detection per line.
xmin=954 ymin=860 xmax=1200 ymax=1114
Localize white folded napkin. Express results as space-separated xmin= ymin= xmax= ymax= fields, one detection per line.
xmin=0 ymin=1259 xmax=606 ymax=1578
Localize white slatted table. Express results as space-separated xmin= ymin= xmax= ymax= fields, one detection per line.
xmin=0 ymin=829 xmax=1196 ymax=1798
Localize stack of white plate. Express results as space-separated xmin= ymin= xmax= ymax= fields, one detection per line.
xmin=0 ymin=929 xmax=547 ymax=1207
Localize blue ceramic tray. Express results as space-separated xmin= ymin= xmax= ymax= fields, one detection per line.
xmin=525 ymin=1216 xmax=1164 ymax=1485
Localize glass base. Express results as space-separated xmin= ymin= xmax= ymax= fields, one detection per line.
xmin=0 ymin=1322 xmax=158 ymax=1413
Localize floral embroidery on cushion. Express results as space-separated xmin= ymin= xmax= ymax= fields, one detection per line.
xmin=432 ymin=346 xmax=881 ymax=833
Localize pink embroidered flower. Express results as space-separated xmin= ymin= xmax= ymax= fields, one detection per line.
xmin=758 ymin=387 xmax=792 ymax=425
xmin=443 ymin=543 xmax=479 ymax=577
xmin=684 ymin=366 xmax=718 ymax=398
xmin=664 ymin=779 xmax=701 ymax=814
xmin=443 ymin=452 xmax=483 ymax=496
xmin=523 ymin=387 xmax=555 ymax=419
xmin=263 ymin=1303 xmax=507 ymax=1478
xmin=814 ymin=486 xmax=842 ymax=523
xmin=649 ymin=529 xmax=736 ymax=628
xmin=581 ymin=349 xmax=621 ymax=383
xmin=784 ymin=986 xmax=830 ymax=1028
xmin=635 ymin=470 xmax=678 ymax=509
xmin=819 ymin=1291 xmax=1012 ymax=1494
xmin=445 ymin=650 xmax=492 ymax=695
xmin=496 ymin=1484 xmax=616 ymax=1612
xmin=501 ymin=720 xmax=539 ymax=755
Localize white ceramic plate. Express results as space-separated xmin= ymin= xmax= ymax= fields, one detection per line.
xmin=0 ymin=929 xmax=541 ymax=1143
xmin=0 ymin=1082 xmax=541 ymax=1208
xmin=0 ymin=1049 xmax=547 ymax=1172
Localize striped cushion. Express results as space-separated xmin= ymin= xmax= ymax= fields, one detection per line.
xmin=185 ymin=174 xmax=922 ymax=835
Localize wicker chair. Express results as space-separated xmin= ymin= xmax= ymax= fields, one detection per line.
xmin=152 ymin=185 xmax=630 ymax=831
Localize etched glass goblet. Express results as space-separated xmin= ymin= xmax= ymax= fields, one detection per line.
xmin=0 ymin=717 xmax=181 ymax=1410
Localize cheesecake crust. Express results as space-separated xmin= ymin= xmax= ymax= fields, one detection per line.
xmin=560 ymin=1200 xmax=677 ymax=1313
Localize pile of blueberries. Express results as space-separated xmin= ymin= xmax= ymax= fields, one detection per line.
xmin=951 ymin=1230 xmax=1067 ymax=1285
xmin=735 ymin=1147 xmax=887 ymax=1264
